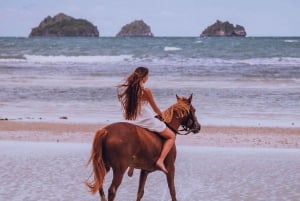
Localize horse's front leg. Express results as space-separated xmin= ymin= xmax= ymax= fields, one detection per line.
xmin=166 ymin=164 xmax=177 ymax=201
xmin=136 ymin=170 xmax=149 ymax=201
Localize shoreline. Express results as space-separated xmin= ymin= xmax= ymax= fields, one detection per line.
xmin=1 ymin=120 xmax=300 ymax=148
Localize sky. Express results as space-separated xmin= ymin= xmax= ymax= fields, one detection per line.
xmin=1 ymin=0 xmax=300 ymax=37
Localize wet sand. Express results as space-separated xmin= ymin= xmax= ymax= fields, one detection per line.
xmin=1 ymin=141 xmax=299 ymax=201
xmin=0 ymin=120 xmax=300 ymax=148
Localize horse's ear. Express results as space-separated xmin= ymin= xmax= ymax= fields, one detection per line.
xmin=188 ymin=93 xmax=193 ymax=103
xmin=176 ymin=94 xmax=180 ymax=100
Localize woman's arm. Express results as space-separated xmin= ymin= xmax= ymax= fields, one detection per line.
xmin=143 ymin=88 xmax=162 ymax=116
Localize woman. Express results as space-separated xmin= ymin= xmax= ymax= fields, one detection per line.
xmin=117 ymin=66 xmax=175 ymax=174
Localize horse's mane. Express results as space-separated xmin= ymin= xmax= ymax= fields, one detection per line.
xmin=162 ymin=100 xmax=190 ymax=123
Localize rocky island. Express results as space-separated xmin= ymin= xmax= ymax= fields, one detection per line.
xmin=116 ymin=20 xmax=153 ymax=37
xmin=29 ymin=13 xmax=99 ymax=37
xmin=200 ymin=20 xmax=246 ymax=37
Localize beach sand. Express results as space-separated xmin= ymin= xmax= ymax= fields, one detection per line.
xmin=1 ymin=121 xmax=300 ymax=201
xmin=0 ymin=120 xmax=299 ymax=148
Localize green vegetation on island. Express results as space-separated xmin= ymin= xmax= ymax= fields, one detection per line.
xmin=29 ymin=13 xmax=99 ymax=37
xmin=116 ymin=20 xmax=153 ymax=37
xmin=29 ymin=13 xmax=247 ymax=37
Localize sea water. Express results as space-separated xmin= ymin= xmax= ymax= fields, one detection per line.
xmin=0 ymin=37 xmax=299 ymax=127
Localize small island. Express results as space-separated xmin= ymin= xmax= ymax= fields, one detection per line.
xmin=200 ymin=20 xmax=246 ymax=37
xmin=29 ymin=13 xmax=99 ymax=37
xmin=116 ymin=20 xmax=153 ymax=37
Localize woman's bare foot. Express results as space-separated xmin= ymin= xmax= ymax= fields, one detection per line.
xmin=156 ymin=160 xmax=168 ymax=174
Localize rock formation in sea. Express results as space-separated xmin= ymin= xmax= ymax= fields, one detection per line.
xmin=116 ymin=20 xmax=153 ymax=37
xmin=29 ymin=13 xmax=99 ymax=37
xmin=200 ymin=20 xmax=246 ymax=37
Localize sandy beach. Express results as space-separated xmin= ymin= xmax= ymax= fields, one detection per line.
xmin=1 ymin=138 xmax=300 ymax=201
xmin=1 ymin=121 xmax=300 ymax=201
xmin=1 ymin=120 xmax=299 ymax=148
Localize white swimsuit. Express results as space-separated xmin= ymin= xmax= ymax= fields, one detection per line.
xmin=131 ymin=102 xmax=166 ymax=132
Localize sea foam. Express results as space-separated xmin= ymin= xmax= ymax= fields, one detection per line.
xmin=0 ymin=54 xmax=133 ymax=64
xmin=164 ymin=46 xmax=182 ymax=51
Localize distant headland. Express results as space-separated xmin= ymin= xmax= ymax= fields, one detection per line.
xmin=29 ymin=13 xmax=99 ymax=37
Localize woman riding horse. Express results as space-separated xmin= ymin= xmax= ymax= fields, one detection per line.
xmin=117 ymin=66 xmax=175 ymax=174
xmin=86 ymin=67 xmax=201 ymax=201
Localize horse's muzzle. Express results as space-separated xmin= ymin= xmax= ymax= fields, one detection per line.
xmin=192 ymin=123 xmax=201 ymax=133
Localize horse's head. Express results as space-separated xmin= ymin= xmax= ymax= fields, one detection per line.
xmin=162 ymin=94 xmax=201 ymax=134
xmin=176 ymin=94 xmax=201 ymax=134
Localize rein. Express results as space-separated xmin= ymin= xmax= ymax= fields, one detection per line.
xmin=166 ymin=123 xmax=193 ymax=135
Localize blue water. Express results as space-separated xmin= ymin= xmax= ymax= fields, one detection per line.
xmin=0 ymin=37 xmax=299 ymax=127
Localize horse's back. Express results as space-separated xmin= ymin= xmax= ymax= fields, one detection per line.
xmin=105 ymin=122 xmax=163 ymax=145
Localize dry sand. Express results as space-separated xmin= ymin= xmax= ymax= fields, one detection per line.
xmin=1 ymin=120 xmax=299 ymax=148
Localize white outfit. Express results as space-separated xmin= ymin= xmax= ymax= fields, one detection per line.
xmin=131 ymin=102 xmax=166 ymax=132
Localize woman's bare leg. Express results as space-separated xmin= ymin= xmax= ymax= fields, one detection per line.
xmin=156 ymin=127 xmax=175 ymax=173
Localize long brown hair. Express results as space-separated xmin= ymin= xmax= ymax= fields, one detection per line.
xmin=117 ymin=66 xmax=149 ymax=120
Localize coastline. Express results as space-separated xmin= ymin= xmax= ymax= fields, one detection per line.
xmin=1 ymin=120 xmax=299 ymax=148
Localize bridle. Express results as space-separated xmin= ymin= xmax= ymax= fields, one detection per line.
xmin=177 ymin=109 xmax=197 ymax=135
xmin=165 ymin=104 xmax=198 ymax=135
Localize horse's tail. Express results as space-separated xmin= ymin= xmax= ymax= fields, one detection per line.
xmin=86 ymin=128 xmax=107 ymax=194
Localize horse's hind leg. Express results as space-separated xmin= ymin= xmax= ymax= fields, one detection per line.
xmin=98 ymin=166 xmax=110 ymax=201
xmin=108 ymin=168 xmax=126 ymax=201
xmin=99 ymin=187 xmax=107 ymax=201
xmin=136 ymin=170 xmax=149 ymax=201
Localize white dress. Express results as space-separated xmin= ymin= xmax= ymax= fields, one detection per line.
xmin=131 ymin=102 xmax=166 ymax=132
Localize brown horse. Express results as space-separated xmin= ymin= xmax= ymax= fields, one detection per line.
xmin=86 ymin=94 xmax=201 ymax=201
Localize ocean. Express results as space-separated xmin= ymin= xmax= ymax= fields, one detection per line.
xmin=0 ymin=37 xmax=299 ymax=127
